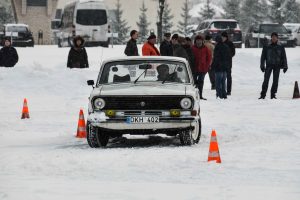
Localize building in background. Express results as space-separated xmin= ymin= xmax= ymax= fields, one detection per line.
xmin=57 ymin=0 xmax=185 ymax=37
xmin=11 ymin=0 xmax=58 ymax=44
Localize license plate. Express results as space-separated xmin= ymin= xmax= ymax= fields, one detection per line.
xmin=280 ymin=41 xmax=287 ymax=44
xmin=127 ymin=116 xmax=159 ymax=124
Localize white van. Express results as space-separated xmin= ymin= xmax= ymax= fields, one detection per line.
xmin=58 ymin=0 xmax=109 ymax=47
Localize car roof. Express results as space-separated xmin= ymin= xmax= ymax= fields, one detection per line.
xmin=5 ymin=23 xmax=29 ymax=27
xmin=203 ymin=19 xmax=237 ymax=23
xmin=101 ymin=56 xmax=189 ymax=65
xmin=284 ymin=23 xmax=300 ymax=26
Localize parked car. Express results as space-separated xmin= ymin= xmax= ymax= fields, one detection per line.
xmin=192 ymin=19 xmax=242 ymax=48
xmin=284 ymin=23 xmax=300 ymax=46
xmin=86 ymin=56 xmax=201 ymax=147
xmin=245 ymin=23 xmax=294 ymax=48
xmin=0 ymin=24 xmax=34 ymax=47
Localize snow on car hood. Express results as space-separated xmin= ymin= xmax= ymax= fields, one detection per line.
xmin=92 ymin=83 xmax=196 ymax=97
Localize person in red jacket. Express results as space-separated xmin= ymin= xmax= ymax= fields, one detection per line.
xmin=142 ymin=34 xmax=160 ymax=56
xmin=192 ymin=35 xmax=212 ymax=100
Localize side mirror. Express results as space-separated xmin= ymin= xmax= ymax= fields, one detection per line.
xmin=288 ymin=30 xmax=292 ymax=34
xmin=87 ymin=80 xmax=94 ymax=86
xmin=253 ymin=29 xmax=258 ymax=33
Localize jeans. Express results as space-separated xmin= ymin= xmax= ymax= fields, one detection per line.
xmin=194 ymin=72 xmax=207 ymax=97
xmin=215 ymin=72 xmax=227 ymax=99
xmin=227 ymin=68 xmax=232 ymax=93
xmin=208 ymin=67 xmax=215 ymax=89
xmin=260 ymin=66 xmax=280 ymax=97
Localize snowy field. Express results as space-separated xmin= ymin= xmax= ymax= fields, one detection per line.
xmin=0 ymin=45 xmax=300 ymax=200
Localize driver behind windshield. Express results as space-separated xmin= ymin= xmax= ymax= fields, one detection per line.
xmin=156 ymin=64 xmax=181 ymax=82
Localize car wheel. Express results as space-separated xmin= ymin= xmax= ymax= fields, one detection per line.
xmin=87 ymin=121 xmax=100 ymax=148
xmin=87 ymin=122 xmax=110 ymax=148
xmin=179 ymin=119 xmax=201 ymax=145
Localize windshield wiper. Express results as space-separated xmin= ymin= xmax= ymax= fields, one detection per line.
xmin=134 ymin=68 xmax=148 ymax=84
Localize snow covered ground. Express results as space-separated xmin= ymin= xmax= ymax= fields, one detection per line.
xmin=0 ymin=45 xmax=300 ymax=200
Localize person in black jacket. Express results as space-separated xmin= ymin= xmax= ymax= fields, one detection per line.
xmin=183 ymin=37 xmax=195 ymax=70
xmin=159 ymin=32 xmax=173 ymax=56
xmin=221 ymin=31 xmax=235 ymax=95
xmin=259 ymin=32 xmax=288 ymax=99
xmin=0 ymin=37 xmax=19 ymax=67
xmin=67 ymin=36 xmax=89 ymax=68
xmin=124 ymin=30 xmax=139 ymax=56
xmin=211 ymin=35 xmax=231 ymax=99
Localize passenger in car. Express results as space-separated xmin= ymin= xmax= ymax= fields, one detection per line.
xmin=0 ymin=37 xmax=19 ymax=68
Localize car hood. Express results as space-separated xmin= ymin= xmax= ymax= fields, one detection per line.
xmin=91 ymin=83 xmax=196 ymax=97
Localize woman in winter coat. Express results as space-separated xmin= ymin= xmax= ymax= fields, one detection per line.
xmin=192 ymin=35 xmax=212 ymax=100
xmin=0 ymin=37 xmax=19 ymax=67
xmin=67 ymin=36 xmax=89 ymax=68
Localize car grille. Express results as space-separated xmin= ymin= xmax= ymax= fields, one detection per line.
xmin=96 ymin=96 xmax=191 ymax=110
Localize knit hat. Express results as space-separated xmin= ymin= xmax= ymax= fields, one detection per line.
xmin=271 ymin=32 xmax=278 ymax=37
xmin=4 ymin=36 xmax=11 ymax=42
xmin=147 ymin=34 xmax=157 ymax=40
xmin=215 ymin=35 xmax=223 ymax=43
xmin=171 ymin=34 xmax=179 ymax=40
xmin=221 ymin=31 xmax=228 ymax=38
xmin=164 ymin=32 xmax=171 ymax=37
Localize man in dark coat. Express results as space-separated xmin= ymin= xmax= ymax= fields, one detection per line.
xmin=0 ymin=37 xmax=19 ymax=67
xmin=67 ymin=36 xmax=89 ymax=68
xmin=159 ymin=32 xmax=173 ymax=56
xmin=124 ymin=30 xmax=139 ymax=56
xmin=259 ymin=32 xmax=288 ymax=99
xmin=211 ymin=35 xmax=231 ymax=99
xmin=183 ymin=37 xmax=195 ymax=71
xmin=221 ymin=31 xmax=235 ymax=95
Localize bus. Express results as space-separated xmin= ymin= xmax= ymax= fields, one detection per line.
xmin=58 ymin=0 xmax=109 ymax=47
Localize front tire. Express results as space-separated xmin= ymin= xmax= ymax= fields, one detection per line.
xmin=179 ymin=119 xmax=201 ymax=145
xmin=87 ymin=122 xmax=109 ymax=148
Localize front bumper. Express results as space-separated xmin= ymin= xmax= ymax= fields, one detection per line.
xmin=87 ymin=112 xmax=199 ymax=130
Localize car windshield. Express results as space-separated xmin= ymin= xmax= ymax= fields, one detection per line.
xmin=76 ymin=9 xmax=107 ymax=25
xmin=98 ymin=60 xmax=190 ymax=84
xmin=6 ymin=26 xmax=28 ymax=32
xmin=260 ymin=24 xmax=288 ymax=34
xmin=212 ymin=22 xmax=237 ymax=29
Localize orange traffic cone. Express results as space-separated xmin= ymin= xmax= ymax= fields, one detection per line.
xmin=21 ymin=98 xmax=30 ymax=119
xmin=293 ymin=81 xmax=300 ymax=99
xmin=76 ymin=109 xmax=87 ymax=138
xmin=208 ymin=130 xmax=221 ymax=163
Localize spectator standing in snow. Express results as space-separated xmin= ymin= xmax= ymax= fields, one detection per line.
xmin=67 ymin=35 xmax=89 ymax=68
xmin=0 ymin=37 xmax=19 ymax=67
xmin=173 ymin=36 xmax=189 ymax=61
xmin=259 ymin=32 xmax=288 ymax=99
xmin=192 ymin=35 xmax=212 ymax=100
xmin=142 ymin=34 xmax=160 ymax=56
xmin=221 ymin=31 xmax=235 ymax=95
xmin=160 ymin=32 xmax=173 ymax=56
xmin=183 ymin=37 xmax=195 ymax=70
xmin=124 ymin=30 xmax=139 ymax=56
xmin=211 ymin=35 xmax=231 ymax=99
xmin=205 ymin=34 xmax=215 ymax=90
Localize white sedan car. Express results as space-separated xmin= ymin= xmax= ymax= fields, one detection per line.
xmin=86 ymin=56 xmax=201 ymax=147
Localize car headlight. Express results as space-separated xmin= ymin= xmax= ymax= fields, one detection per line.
xmin=180 ymin=98 xmax=192 ymax=109
xmin=94 ymin=98 xmax=105 ymax=110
